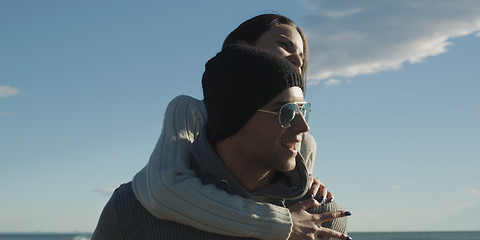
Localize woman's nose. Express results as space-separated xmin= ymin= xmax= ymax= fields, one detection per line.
xmin=285 ymin=54 xmax=303 ymax=74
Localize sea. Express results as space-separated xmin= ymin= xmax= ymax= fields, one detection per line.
xmin=0 ymin=231 xmax=478 ymax=240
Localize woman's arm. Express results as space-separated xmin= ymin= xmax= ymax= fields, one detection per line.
xmin=132 ymin=95 xmax=293 ymax=239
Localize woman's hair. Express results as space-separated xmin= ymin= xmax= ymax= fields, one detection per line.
xmin=222 ymin=14 xmax=309 ymax=82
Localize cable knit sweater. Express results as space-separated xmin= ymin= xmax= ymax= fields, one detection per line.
xmin=101 ymin=95 xmax=344 ymax=239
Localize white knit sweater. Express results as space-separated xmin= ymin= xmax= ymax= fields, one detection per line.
xmin=132 ymin=95 xmax=317 ymax=240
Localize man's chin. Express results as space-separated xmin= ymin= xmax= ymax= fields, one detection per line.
xmin=278 ymin=158 xmax=297 ymax=172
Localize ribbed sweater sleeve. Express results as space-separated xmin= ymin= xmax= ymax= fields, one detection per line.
xmin=131 ymin=95 xmax=296 ymax=240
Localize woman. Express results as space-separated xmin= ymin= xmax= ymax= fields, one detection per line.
xmin=131 ymin=14 xmax=349 ymax=240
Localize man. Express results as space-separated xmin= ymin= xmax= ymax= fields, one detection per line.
xmin=92 ymin=45 xmax=351 ymax=240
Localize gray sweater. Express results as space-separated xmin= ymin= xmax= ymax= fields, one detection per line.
xmin=92 ymin=129 xmax=346 ymax=240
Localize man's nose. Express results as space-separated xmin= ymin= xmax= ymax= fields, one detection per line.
xmin=290 ymin=112 xmax=309 ymax=133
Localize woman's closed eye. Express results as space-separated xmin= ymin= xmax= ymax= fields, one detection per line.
xmin=277 ymin=41 xmax=291 ymax=52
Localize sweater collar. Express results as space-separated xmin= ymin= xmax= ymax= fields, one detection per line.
xmin=190 ymin=127 xmax=309 ymax=203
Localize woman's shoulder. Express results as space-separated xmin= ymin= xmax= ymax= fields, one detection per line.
xmin=301 ymin=132 xmax=316 ymax=153
xmin=300 ymin=132 xmax=317 ymax=170
xmin=167 ymin=95 xmax=206 ymax=113
xmin=170 ymin=95 xmax=203 ymax=105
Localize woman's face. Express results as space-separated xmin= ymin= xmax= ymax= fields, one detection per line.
xmin=252 ymin=24 xmax=304 ymax=74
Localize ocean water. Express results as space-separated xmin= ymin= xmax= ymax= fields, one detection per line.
xmin=0 ymin=233 xmax=91 ymax=240
xmin=349 ymin=231 xmax=480 ymax=240
xmin=0 ymin=231 xmax=478 ymax=240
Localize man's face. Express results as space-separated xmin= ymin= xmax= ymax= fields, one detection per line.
xmin=235 ymin=87 xmax=310 ymax=173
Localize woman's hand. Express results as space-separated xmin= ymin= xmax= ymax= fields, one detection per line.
xmin=288 ymin=198 xmax=352 ymax=240
xmin=306 ymin=174 xmax=334 ymax=204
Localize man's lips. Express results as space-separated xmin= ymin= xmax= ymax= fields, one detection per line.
xmin=282 ymin=142 xmax=297 ymax=151
xmin=281 ymin=137 xmax=302 ymax=152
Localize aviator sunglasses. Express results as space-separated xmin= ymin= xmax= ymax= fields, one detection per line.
xmin=257 ymin=102 xmax=311 ymax=128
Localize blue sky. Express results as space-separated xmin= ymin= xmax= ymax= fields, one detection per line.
xmin=1 ymin=0 xmax=479 ymax=233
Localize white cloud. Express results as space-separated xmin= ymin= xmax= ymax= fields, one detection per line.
xmin=0 ymin=85 xmax=20 ymax=98
xmin=323 ymin=78 xmax=342 ymax=87
xmin=392 ymin=185 xmax=404 ymax=190
xmin=92 ymin=187 xmax=116 ymax=196
xmin=466 ymin=188 xmax=480 ymax=197
xmin=299 ymin=0 xmax=480 ymax=85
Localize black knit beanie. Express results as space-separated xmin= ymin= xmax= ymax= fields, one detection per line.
xmin=202 ymin=45 xmax=304 ymax=144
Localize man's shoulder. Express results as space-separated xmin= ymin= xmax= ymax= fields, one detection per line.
xmin=106 ymin=182 xmax=252 ymax=240
xmin=104 ymin=182 xmax=138 ymax=217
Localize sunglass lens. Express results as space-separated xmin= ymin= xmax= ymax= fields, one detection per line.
xmin=279 ymin=103 xmax=298 ymax=128
xmin=301 ymin=103 xmax=311 ymax=122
